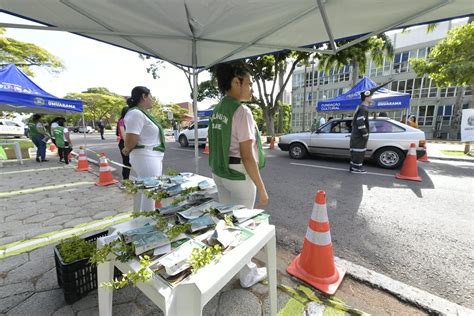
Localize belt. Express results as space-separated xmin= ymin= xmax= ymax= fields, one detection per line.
xmin=229 ymin=156 xmax=241 ymax=164
xmin=135 ymin=145 xmax=161 ymax=151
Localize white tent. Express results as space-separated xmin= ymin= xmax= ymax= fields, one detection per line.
xmin=1 ymin=0 xmax=472 ymax=172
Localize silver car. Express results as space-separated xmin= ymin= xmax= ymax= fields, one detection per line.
xmin=278 ymin=118 xmax=426 ymax=169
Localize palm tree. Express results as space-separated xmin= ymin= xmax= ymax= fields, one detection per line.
xmin=317 ymin=34 xmax=394 ymax=85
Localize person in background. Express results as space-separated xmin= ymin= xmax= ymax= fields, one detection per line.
xmin=50 ymin=117 xmax=64 ymax=162
xmin=53 ymin=119 xmax=72 ymax=164
xmin=28 ymin=114 xmax=48 ymax=162
xmin=408 ymin=115 xmax=418 ymax=128
xmin=208 ymin=62 xmax=268 ymax=288
xmin=98 ymin=120 xmax=105 ymax=140
xmin=172 ymin=120 xmax=179 ymax=142
xmin=349 ymin=91 xmax=372 ymax=174
xmin=378 ymin=112 xmax=388 ymax=118
xmin=319 ymin=115 xmax=326 ymax=128
xmin=122 ymin=86 xmax=166 ymax=211
xmin=117 ymin=107 xmax=131 ymax=181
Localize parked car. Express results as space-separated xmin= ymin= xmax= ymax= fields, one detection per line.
xmin=178 ymin=119 xmax=209 ymax=147
xmin=278 ymin=118 xmax=426 ymax=169
xmin=0 ymin=119 xmax=25 ymax=138
xmin=77 ymin=126 xmax=95 ymax=133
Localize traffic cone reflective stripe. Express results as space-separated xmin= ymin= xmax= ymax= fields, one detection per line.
xmin=287 ymin=190 xmax=345 ymax=295
xmin=395 ymin=143 xmax=422 ymax=182
xmin=96 ymin=154 xmax=118 ymax=186
xmin=75 ymin=147 xmax=90 ymax=172
xmin=203 ymin=138 xmax=209 ymax=155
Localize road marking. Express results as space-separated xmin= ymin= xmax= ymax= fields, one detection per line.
xmin=0 ymin=181 xmax=95 ymax=198
xmin=0 ymin=212 xmax=132 ymax=258
xmin=0 ymin=166 xmax=71 ymax=175
xmin=290 ymin=162 xmax=394 ymax=178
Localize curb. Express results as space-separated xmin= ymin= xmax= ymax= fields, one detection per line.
xmin=275 ymin=228 xmax=473 ymax=316
xmin=427 ymin=156 xmax=474 ymax=163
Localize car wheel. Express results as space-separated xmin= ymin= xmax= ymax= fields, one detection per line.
xmin=374 ymin=147 xmax=405 ymax=169
xmin=179 ymin=135 xmax=189 ymax=147
xmin=289 ymin=143 xmax=308 ymax=159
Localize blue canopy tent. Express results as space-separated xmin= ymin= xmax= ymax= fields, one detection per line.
xmin=0 ymin=64 xmax=83 ymax=115
xmin=317 ymin=77 xmax=410 ymax=113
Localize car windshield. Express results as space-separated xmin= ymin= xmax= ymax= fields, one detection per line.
xmin=319 ymin=120 xmax=352 ymax=133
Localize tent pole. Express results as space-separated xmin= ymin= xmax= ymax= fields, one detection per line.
xmin=82 ymin=112 xmax=87 ymax=149
xmin=192 ymin=39 xmax=199 ymax=175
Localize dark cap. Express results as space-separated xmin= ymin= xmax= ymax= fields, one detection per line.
xmin=360 ymin=80 xmax=393 ymax=99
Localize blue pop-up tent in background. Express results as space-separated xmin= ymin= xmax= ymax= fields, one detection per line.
xmin=0 ymin=64 xmax=83 ymax=115
xmin=317 ymin=77 xmax=410 ymax=112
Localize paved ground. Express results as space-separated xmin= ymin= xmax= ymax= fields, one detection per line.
xmin=0 ymin=157 xmax=429 ymax=315
xmin=74 ymin=134 xmax=474 ymax=308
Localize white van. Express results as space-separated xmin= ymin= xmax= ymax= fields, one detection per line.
xmin=0 ymin=119 xmax=24 ymax=138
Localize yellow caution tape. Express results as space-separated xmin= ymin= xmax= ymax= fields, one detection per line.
xmin=0 ymin=182 xmax=95 ymax=198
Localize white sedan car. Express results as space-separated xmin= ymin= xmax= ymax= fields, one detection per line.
xmin=178 ymin=119 xmax=209 ymax=147
xmin=278 ymin=118 xmax=426 ymax=169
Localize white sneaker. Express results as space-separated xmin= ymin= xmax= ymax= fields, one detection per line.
xmin=239 ymin=262 xmax=267 ymax=288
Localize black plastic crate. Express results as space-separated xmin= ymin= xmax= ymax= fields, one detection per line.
xmin=54 ymin=230 xmax=121 ymax=304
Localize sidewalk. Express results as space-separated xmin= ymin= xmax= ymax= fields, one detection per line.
xmin=0 ymin=158 xmax=464 ymax=315
xmin=425 ymin=141 xmax=474 ymax=162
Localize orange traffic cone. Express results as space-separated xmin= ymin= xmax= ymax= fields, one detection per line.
xmin=203 ymin=138 xmax=209 ymax=155
xmin=155 ymin=200 xmax=162 ymax=209
xmin=287 ymin=191 xmax=346 ymax=295
xmin=49 ymin=143 xmax=57 ymax=152
xmin=75 ymin=146 xmax=90 ymax=172
xmin=269 ymin=137 xmax=275 ymax=150
xmin=396 ymin=143 xmax=422 ymax=182
xmin=418 ymin=144 xmax=429 ymax=162
xmin=96 ymin=153 xmax=118 ymax=186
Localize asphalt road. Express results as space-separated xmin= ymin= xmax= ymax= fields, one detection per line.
xmin=72 ymin=133 xmax=474 ymax=308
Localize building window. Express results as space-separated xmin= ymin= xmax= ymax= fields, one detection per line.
xmin=437 ymin=105 xmax=453 ymax=126
xmin=413 ymin=78 xmax=422 ymax=98
xmin=418 ymin=105 xmax=435 ymax=126
xmin=440 ymin=87 xmax=457 ymax=97
xmin=464 ymin=86 xmax=472 ymax=96
xmin=393 ymin=51 xmax=409 ymax=73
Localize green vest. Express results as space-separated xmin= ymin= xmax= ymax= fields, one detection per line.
xmin=53 ymin=126 xmax=67 ymax=148
xmin=129 ymin=108 xmax=166 ymax=153
xmin=28 ymin=122 xmax=39 ymax=139
xmin=209 ymin=96 xmax=265 ymax=180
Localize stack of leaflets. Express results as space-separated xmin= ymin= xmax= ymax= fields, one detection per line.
xmin=157 ymin=239 xmax=204 ymax=276
xmin=232 ymin=208 xmax=265 ymax=223
xmin=188 ymin=214 xmax=216 ymax=233
xmin=121 ymin=225 xmax=170 ymax=255
xmin=239 ymin=213 xmax=271 ymax=230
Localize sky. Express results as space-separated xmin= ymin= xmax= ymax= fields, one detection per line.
xmin=0 ymin=13 xmax=214 ymax=109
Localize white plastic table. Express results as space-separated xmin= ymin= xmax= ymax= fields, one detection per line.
xmin=0 ymin=141 xmax=23 ymax=167
xmin=97 ymin=224 xmax=277 ymax=316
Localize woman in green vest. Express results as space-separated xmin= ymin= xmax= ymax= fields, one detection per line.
xmin=209 ymin=63 xmax=268 ymax=209
xmin=209 ymin=63 xmax=268 ymax=288
xmin=122 ymin=86 xmax=166 ymax=211
xmin=53 ymin=119 xmax=73 ymax=164
xmin=28 ymin=114 xmax=48 ymax=162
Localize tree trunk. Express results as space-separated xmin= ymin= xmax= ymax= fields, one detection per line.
xmin=451 ymin=86 xmax=465 ymax=139
xmin=276 ymin=64 xmax=286 ymax=134
xmin=351 ymin=60 xmax=359 ymax=86
xmin=263 ymin=108 xmax=275 ymax=137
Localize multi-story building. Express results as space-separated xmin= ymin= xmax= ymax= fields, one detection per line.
xmin=290 ymin=19 xmax=472 ymax=139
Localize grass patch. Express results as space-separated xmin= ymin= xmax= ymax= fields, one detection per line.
xmin=0 ymin=138 xmax=34 ymax=150
xmin=440 ymin=150 xmax=474 ymax=157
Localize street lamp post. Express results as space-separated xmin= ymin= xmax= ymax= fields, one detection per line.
xmin=302 ymin=64 xmax=307 ymax=132
xmin=310 ymin=59 xmax=315 ymax=130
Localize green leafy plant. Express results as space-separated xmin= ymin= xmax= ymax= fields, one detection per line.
xmin=58 ymin=236 xmax=96 ymax=264
xmin=143 ymin=189 xmax=169 ymax=201
xmin=165 ymin=168 xmax=179 ymax=176
xmin=171 ymin=196 xmax=186 ymax=205
xmin=167 ymin=223 xmax=191 ymax=240
xmin=122 ymin=179 xmax=138 ymax=194
xmin=203 ymin=207 xmax=219 ymax=217
xmin=89 ymin=238 xmax=136 ymax=264
xmin=101 ymin=255 xmax=153 ymax=289
xmin=224 ymin=214 xmax=235 ymax=227
xmin=189 ymin=245 xmax=222 ymax=273
xmin=180 ymin=186 xmax=199 ymax=196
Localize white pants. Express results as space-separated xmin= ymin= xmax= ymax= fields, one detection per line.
xmin=212 ymin=164 xmax=256 ymax=209
xmin=130 ymin=150 xmax=163 ymax=211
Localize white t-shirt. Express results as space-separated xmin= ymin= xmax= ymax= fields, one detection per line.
xmin=319 ymin=117 xmax=326 ymax=126
xmin=124 ymin=109 xmax=164 ymax=157
xmin=229 ymin=105 xmax=258 ymax=162
xmin=51 ymin=122 xmax=59 ymax=139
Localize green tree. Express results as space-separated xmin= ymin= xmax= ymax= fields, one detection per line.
xmin=150 ymin=102 xmax=189 ymax=128
xmin=65 ymin=87 xmax=125 ymax=128
xmin=0 ymin=28 xmax=64 ymax=76
xmin=411 ymin=21 xmax=474 ymax=133
xmin=317 ymin=34 xmax=394 ymax=85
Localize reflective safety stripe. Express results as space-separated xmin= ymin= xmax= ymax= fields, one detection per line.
xmin=350 ymin=148 xmax=366 ymax=152
xmin=357 ymin=125 xmax=366 ymax=129
xmin=305 ymin=227 xmax=331 ymax=246
xmin=362 ymin=134 xmax=369 ymax=137
xmin=350 ymin=161 xmax=363 ymax=166
xmin=408 ymin=146 xmax=416 ymax=155
xmin=310 ymin=203 xmax=328 ymax=223
xmin=356 ymin=116 xmax=365 ymax=120
xmin=99 ymin=166 xmax=109 ymax=172
xmin=79 ymin=156 xmax=87 ymax=160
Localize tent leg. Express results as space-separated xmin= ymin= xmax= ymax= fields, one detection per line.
xmin=192 ymin=39 xmax=199 ymax=175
